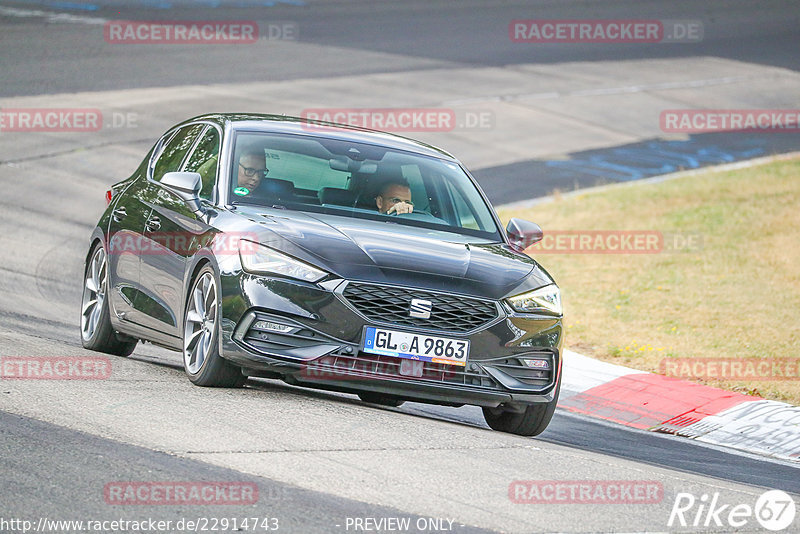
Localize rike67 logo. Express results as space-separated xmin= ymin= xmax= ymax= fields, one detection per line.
xmin=669 ymin=490 xmax=796 ymax=531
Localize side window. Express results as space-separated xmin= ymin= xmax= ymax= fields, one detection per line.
xmin=152 ymin=123 xmax=205 ymax=182
xmin=184 ymin=126 xmax=220 ymax=201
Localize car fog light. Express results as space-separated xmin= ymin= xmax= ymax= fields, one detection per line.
xmin=252 ymin=320 xmax=294 ymax=333
xmin=520 ymin=358 xmax=550 ymax=370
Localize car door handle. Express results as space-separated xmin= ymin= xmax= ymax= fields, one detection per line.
xmin=112 ymin=207 xmax=127 ymax=221
xmin=145 ymin=216 xmax=161 ymax=232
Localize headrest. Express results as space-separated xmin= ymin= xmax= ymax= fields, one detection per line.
xmin=259 ymin=178 xmax=295 ymax=199
xmin=319 ymin=187 xmax=357 ymax=206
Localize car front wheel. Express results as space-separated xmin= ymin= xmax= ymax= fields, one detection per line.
xmin=183 ymin=265 xmax=245 ymax=388
xmin=482 ymin=382 xmax=560 ymax=437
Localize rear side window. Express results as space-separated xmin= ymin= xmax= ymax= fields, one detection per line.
xmin=152 ymin=123 xmax=205 ymax=182
xmin=184 ymin=126 xmax=221 ymax=200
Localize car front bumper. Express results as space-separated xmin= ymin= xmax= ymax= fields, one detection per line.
xmin=219 ymin=274 xmax=563 ymax=408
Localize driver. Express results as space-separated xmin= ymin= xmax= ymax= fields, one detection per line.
xmin=375 ymin=178 xmax=414 ymax=215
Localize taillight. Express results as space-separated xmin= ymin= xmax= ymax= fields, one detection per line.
xmin=105 ymin=189 xmax=113 ymax=206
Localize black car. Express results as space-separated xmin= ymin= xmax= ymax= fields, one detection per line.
xmin=80 ymin=113 xmax=563 ymax=436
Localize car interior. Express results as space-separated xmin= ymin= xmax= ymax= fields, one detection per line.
xmin=227 ymin=132 xmax=499 ymax=238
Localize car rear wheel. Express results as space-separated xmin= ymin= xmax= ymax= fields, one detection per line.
xmin=80 ymin=243 xmax=137 ymax=356
xmin=482 ymin=382 xmax=560 ymax=437
xmin=358 ymin=392 xmax=406 ymax=407
xmin=183 ymin=265 xmax=245 ymax=388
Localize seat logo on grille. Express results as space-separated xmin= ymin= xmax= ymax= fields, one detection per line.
xmin=409 ymin=299 xmax=433 ymax=319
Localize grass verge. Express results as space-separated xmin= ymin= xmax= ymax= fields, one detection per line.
xmin=498 ymin=157 xmax=800 ymax=405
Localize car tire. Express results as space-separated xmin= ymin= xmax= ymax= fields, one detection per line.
xmin=482 ymin=382 xmax=560 ymax=437
xmin=358 ymin=392 xmax=406 ymax=407
xmin=80 ymin=242 xmax=137 ymax=356
xmin=182 ymin=265 xmax=246 ymax=388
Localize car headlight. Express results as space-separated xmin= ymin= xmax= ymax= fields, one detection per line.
xmin=239 ymin=240 xmax=327 ymax=282
xmin=507 ymin=284 xmax=562 ymax=315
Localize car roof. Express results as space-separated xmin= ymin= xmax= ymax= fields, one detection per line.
xmin=178 ymin=113 xmax=457 ymax=161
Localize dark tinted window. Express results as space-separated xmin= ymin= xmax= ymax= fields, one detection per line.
xmin=152 ymin=123 xmax=204 ymax=182
xmin=183 ymin=126 xmax=221 ymax=200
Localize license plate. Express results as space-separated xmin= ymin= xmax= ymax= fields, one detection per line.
xmin=362 ymin=326 xmax=469 ymax=367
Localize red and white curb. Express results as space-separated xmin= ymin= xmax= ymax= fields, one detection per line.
xmin=558 ymin=350 xmax=800 ymax=462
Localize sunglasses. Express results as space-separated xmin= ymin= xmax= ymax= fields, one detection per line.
xmin=239 ymin=163 xmax=269 ymax=178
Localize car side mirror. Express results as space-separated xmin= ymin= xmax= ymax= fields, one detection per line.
xmin=506 ymin=218 xmax=543 ymax=251
xmin=160 ymin=172 xmax=204 ymax=215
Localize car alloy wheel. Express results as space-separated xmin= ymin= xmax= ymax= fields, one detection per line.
xmin=182 ymin=266 xmax=245 ymax=387
xmin=81 ymin=245 xmax=107 ymax=342
xmin=184 ymin=271 xmax=217 ymax=374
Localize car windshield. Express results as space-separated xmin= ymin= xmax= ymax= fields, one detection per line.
xmin=229 ymin=131 xmax=502 ymax=240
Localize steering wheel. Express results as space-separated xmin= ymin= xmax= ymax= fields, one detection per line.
xmin=393 ymin=210 xmax=445 ymax=224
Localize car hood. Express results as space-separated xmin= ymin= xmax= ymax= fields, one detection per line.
xmin=233 ymin=207 xmax=552 ymax=299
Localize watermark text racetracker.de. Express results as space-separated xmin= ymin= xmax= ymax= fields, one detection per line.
xmin=104 ymin=20 xmax=297 ymax=44
xmin=661 ymin=358 xmax=800 ymax=381
xmin=0 ymin=357 xmax=111 ymax=380
xmin=108 ymin=232 xmax=259 ymax=257
xmin=0 ymin=108 xmax=137 ymax=132
xmin=509 ymin=480 xmax=663 ymax=504
xmin=510 ymin=19 xmax=703 ymax=43
xmin=104 ymin=481 xmax=258 ymax=505
xmin=300 ymin=108 xmax=495 ymax=132
xmin=525 ymin=230 xmax=703 ymax=254
xmin=661 ymin=109 xmax=800 ymax=133
xmin=298 ymin=357 xmax=460 ymax=382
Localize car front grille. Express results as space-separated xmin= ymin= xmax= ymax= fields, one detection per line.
xmin=341 ymin=282 xmax=499 ymax=333
xmin=306 ymin=352 xmax=498 ymax=389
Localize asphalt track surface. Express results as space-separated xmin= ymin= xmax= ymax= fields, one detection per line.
xmin=1 ymin=1 xmax=799 ymax=533
xmin=1 ymin=0 xmax=798 ymax=96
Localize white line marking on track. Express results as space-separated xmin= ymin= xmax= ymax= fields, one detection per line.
xmin=0 ymin=6 xmax=107 ymax=25
xmin=444 ymin=74 xmax=791 ymax=106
